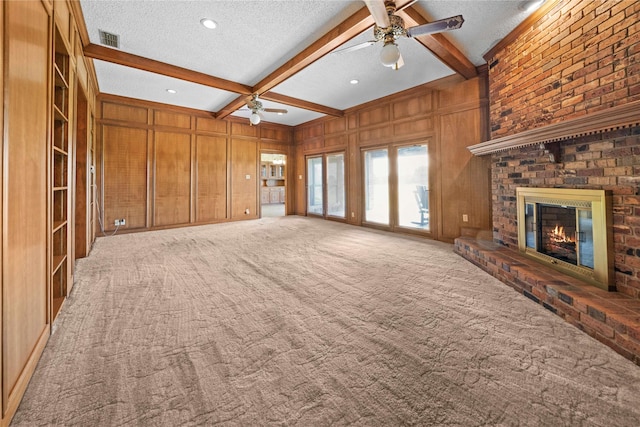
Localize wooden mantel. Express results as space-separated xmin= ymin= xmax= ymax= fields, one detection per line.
xmin=468 ymin=100 xmax=640 ymax=156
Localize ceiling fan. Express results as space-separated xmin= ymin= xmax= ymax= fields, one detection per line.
xmin=335 ymin=0 xmax=464 ymax=69
xmin=244 ymin=94 xmax=288 ymax=125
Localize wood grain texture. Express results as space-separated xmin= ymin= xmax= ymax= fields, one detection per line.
xmin=3 ymin=0 xmax=50 ymax=415
xmin=102 ymin=125 xmax=148 ymax=230
xmin=154 ymin=131 xmax=191 ymax=226
xmin=102 ymin=102 xmax=147 ymax=124
xmin=196 ymin=136 xmax=227 ymax=222
xmin=74 ymin=87 xmax=88 ymax=259
xmin=153 ymin=110 xmax=191 ymax=130
xmin=230 ymin=139 xmax=257 ymax=219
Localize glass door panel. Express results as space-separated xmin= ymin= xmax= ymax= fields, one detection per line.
xmin=327 ymin=153 xmax=345 ymax=218
xmin=364 ymin=149 xmax=389 ymax=225
xmin=397 ymin=145 xmax=429 ymax=230
xmin=307 ymin=156 xmax=323 ymax=215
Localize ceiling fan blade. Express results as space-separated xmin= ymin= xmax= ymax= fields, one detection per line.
xmin=363 ymin=0 xmax=390 ymax=28
xmin=263 ymin=108 xmax=288 ymax=114
xmin=406 ymin=15 xmax=464 ymax=38
xmin=333 ymin=40 xmax=378 ymax=54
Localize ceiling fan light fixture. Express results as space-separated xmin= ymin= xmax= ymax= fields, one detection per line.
xmin=200 ymin=18 xmax=217 ymax=29
xmin=380 ymin=42 xmax=400 ymax=67
xmin=249 ymin=111 xmax=261 ymax=125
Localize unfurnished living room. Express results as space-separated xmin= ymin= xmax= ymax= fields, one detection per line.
xmin=2 ymin=0 xmax=640 ymax=425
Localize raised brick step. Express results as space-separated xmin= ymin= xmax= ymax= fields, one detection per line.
xmin=455 ymin=236 xmax=640 ymax=366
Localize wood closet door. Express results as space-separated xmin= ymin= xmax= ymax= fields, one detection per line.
xmin=3 ymin=0 xmax=50 ymax=414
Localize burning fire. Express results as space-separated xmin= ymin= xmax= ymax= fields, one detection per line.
xmin=549 ymin=225 xmax=574 ymax=243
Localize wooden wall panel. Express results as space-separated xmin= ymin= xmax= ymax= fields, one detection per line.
xmin=324 ymin=117 xmax=347 ymax=135
xmin=393 ymin=94 xmax=432 ymax=120
xmin=260 ymin=127 xmax=289 ymax=143
xmin=102 ymin=102 xmax=148 ymax=124
xmin=196 ymin=135 xmax=227 ymax=222
xmin=154 ymin=110 xmax=191 ymax=129
xmin=231 ymin=122 xmax=258 ymax=138
xmin=3 ymin=0 xmax=50 ymax=414
xmin=439 ymin=108 xmax=484 ymax=240
xmin=358 ymin=105 xmax=390 ymax=128
xmin=231 ymin=139 xmax=257 ymax=218
xmin=393 ymin=118 xmax=433 ymax=138
xmin=196 ymin=117 xmax=227 ymax=134
xmin=102 ymin=125 xmax=148 ymax=230
xmin=154 ymin=131 xmax=191 ymax=226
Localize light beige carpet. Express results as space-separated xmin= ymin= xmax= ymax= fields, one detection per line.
xmin=11 ymin=217 xmax=640 ymax=426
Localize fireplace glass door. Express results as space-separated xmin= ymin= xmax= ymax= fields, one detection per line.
xmin=525 ymin=203 xmax=594 ymax=269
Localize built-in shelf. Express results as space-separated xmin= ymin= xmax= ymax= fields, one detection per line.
xmin=51 ymin=24 xmax=71 ymax=323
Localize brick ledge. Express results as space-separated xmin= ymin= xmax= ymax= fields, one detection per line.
xmin=454 ymin=236 xmax=640 ymax=366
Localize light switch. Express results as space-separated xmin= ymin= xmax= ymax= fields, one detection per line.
xmin=245 ymin=174 xmax=251 ymax=179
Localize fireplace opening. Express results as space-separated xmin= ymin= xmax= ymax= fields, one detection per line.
xmin=517 ymin=188 xmax=613 ymax=291
xmin=525 ymin=203 xmax=595 ymax=268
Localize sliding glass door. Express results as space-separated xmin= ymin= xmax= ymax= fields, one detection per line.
xmin=363 ymin=149 xmax=389 ymax=225
xmin=363 ymin=143 xmax=429 ymax=231
xmin=307 ymin=156 xmax=323 ymax=216
xmin=306 ymin=153 xmax=346 ymax=219
xmin=326 ymin=153 xmax=345 ymax=218
xmin=397 ymin=145 xmax=429 ymax=230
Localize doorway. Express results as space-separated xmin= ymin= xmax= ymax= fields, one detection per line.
xmin=260 ymin=153 xmax=286 ymax=217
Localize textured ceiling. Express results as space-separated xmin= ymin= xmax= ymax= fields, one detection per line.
xmin=79 ymin=0 xmax=544 ymax=126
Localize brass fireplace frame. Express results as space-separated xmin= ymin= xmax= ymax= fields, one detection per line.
xmin=516 ymin=187 xmax=614 ymax=291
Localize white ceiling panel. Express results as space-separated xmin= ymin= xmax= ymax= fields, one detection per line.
xmin=272 ymin=28 xmax=455 ymax=110
xmin=414 ymin=0 xmax=542 ymax=66
xmin=94 ymin=60 xmax=237 ymax=112
xmin=81 ymin=0 xmax=363 ymax=85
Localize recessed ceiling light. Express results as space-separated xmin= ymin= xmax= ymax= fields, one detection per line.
xmin=166 ymin=89 xmax=177 ymax=94
xmin=350 ymin=79 xmax=359 ymax=85
xmin=277 ymin=112 xmax=284 ymax=116
xmin=200 ymin=18 xmax=217 ymax=29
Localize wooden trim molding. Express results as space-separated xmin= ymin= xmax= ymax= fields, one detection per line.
xmin=468 ymin=100 xmax=640 ymax=155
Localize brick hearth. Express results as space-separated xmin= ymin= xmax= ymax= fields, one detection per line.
xmin=455 ymin=237 xmax=640 ymax=366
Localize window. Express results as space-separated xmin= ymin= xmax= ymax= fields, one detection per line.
xmin=363 ymin=149 xmax=389 ymax=225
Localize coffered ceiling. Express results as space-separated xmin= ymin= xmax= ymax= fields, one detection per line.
xmin=78 ymin=0 xmax=547 ymax=126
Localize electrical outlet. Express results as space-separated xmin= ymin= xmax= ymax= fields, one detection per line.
xmin=114 ymin=219 xmax=120 ymax=226
xmin=351 ymin=212 xmax=355 ymax=218
xmin=245 ymin=208 xmax=250 ymax=214
xmin=120 ymin=218 xmax=126 ymax=226
xmin=462 ymin=214 xmax=469 ymax=222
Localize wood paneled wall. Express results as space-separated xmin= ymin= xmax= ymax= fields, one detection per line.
xmin=293 ymin=74 xmax=491 ymax=243
xmin=1 ymin=1 xmax=98 ymax=425
xmin=97 ymin=95 xmax=293 ymax=232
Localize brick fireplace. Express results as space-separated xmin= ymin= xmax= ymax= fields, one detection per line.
xmin=454 ymin=0 xmax=640 ymax=364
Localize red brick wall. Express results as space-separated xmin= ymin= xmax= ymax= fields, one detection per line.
xmin=488 ymin=0 xmax=640 ymax=138
xmin=491 ymin=126 xmax=640 ymax=298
